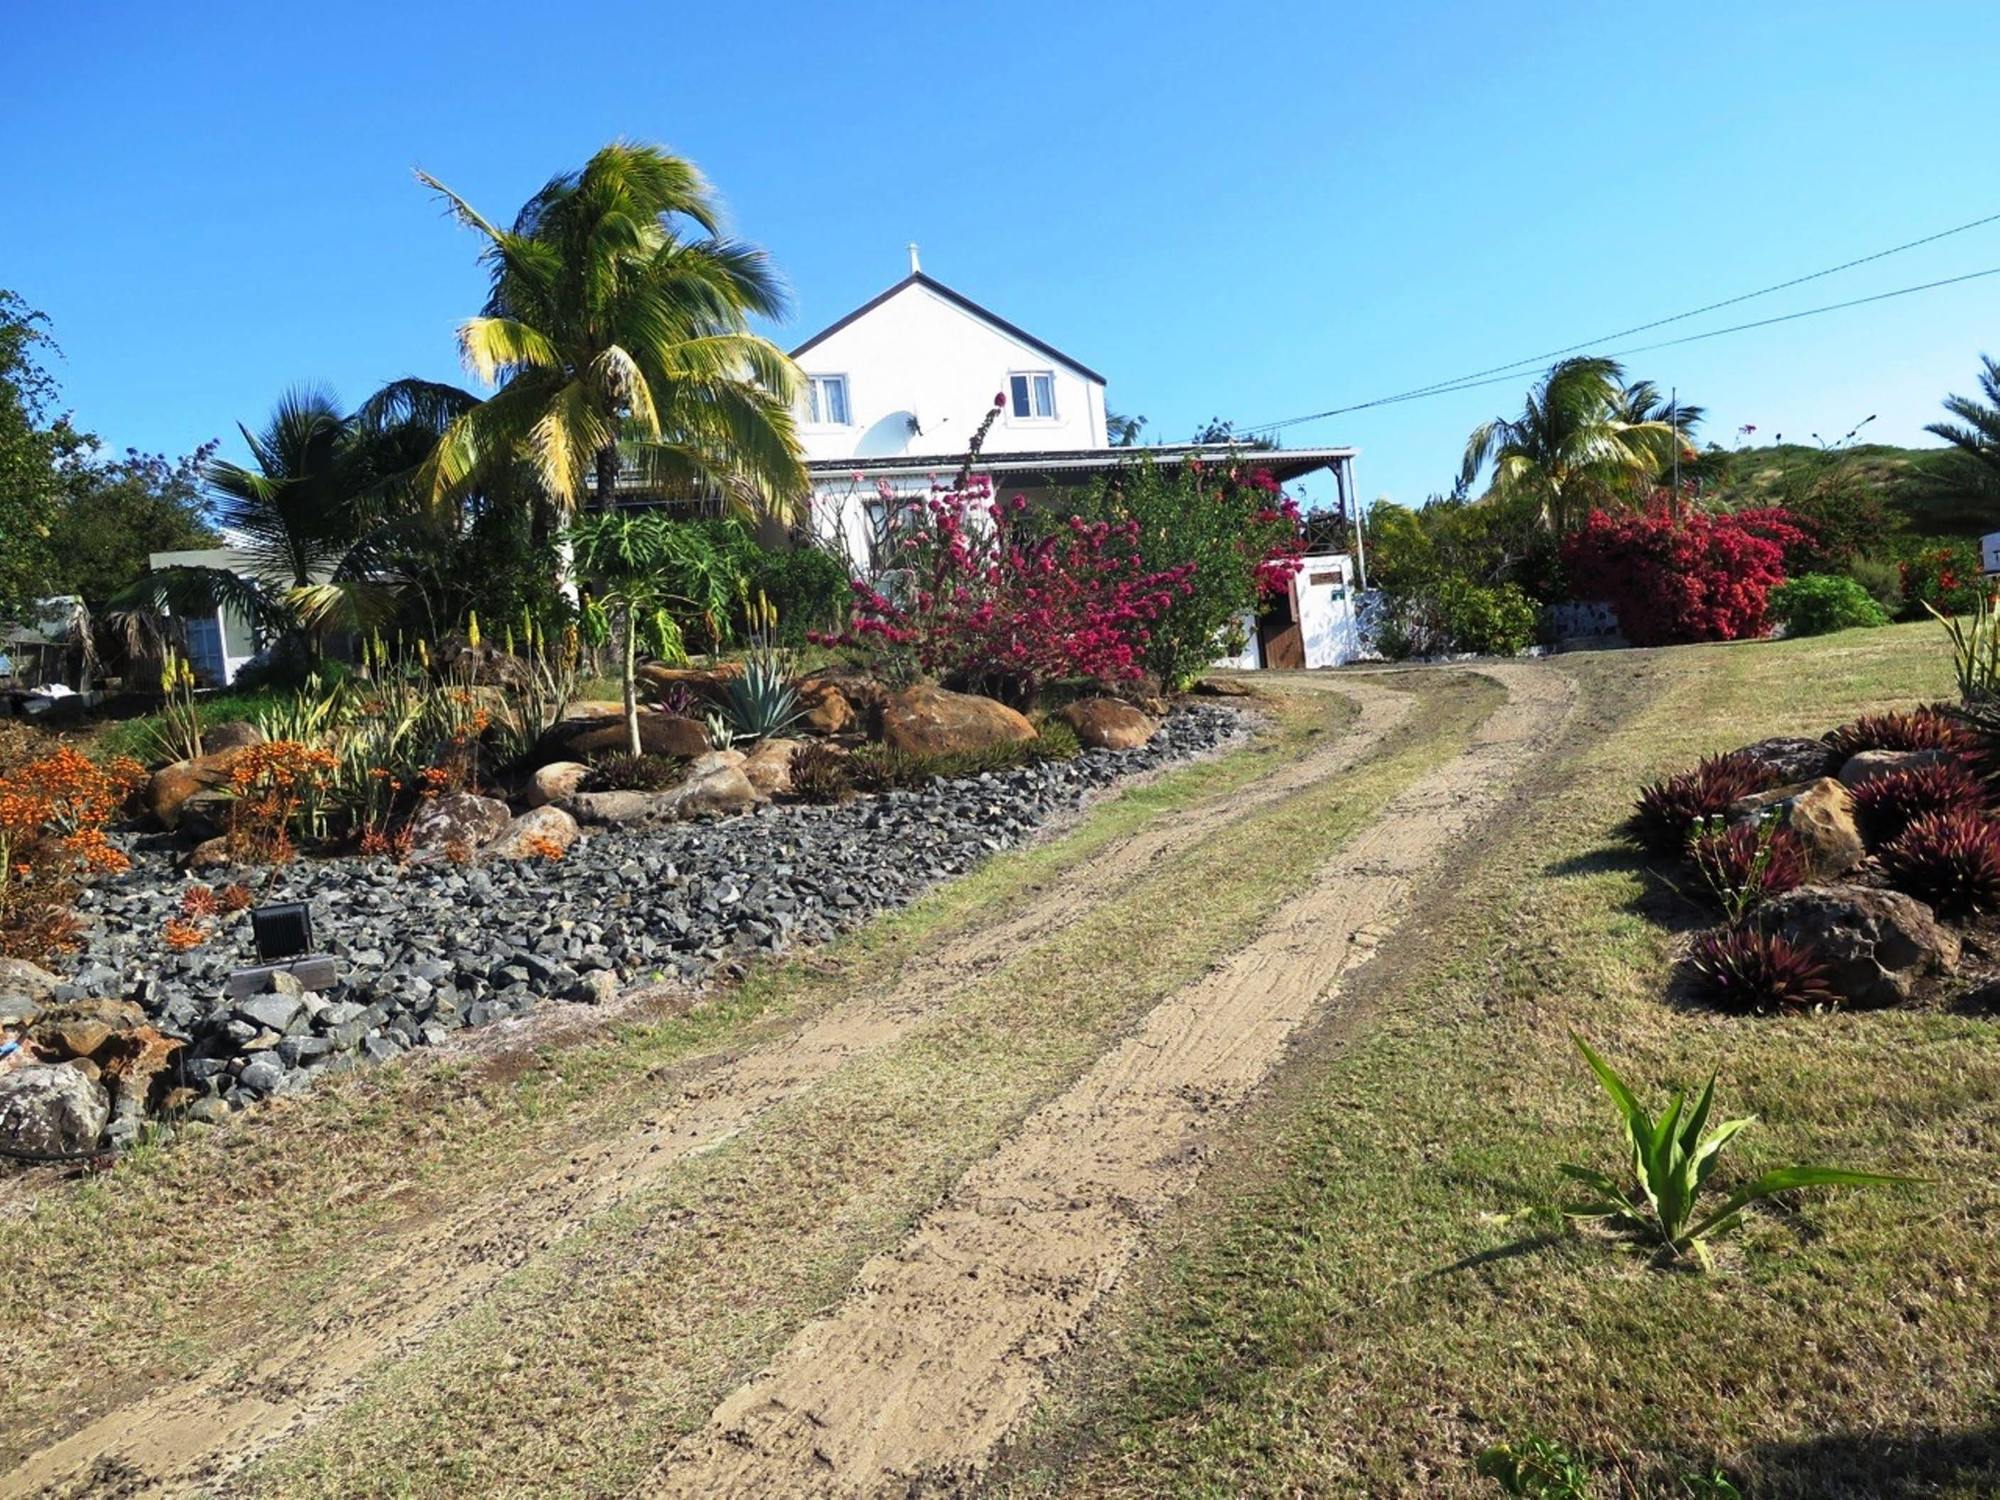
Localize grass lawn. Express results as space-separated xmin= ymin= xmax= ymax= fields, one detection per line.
xmin=998 ymin=621 xmax=2000 ymax=1499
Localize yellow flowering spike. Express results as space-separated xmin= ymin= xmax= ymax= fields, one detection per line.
xmin=159 ymin=649 xmax=177 ymax=695
xmin=467 ymin=611 xmax=481 ymax=650
xmin=417 ymin=639 xmax=431 ymax=669
xmin=504 ymin=624 xmax=516 ymax=657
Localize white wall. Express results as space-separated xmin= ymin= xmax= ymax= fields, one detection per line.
xmin=796 ymin=280 xmax=1107 ymax=464
xmin=1296 ymin=553 xmax=1361 ymax=669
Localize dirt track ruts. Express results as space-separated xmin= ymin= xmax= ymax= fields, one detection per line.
xmin=641 ymin=662 xmax=1574 ymax=1497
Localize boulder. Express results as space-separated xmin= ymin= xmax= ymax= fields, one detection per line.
xmin=183 ymin=836 xmax=237 ymax=872
xmin=1838 ymin=748 xmax=1953 ymax=788
xmin=1191 ymin=676 xmax=1255 ymax=698
xmin=740 ymin=739 xmax=803 ymax=797
xmin=880 ymin=684 xmax=1036 ymax=757
xmin=636 ymin=662 xmax=741 ymax=703
xmin=147 ymin=746 xmax=252 ymax=831
xmin=202 ymin=720 xmax=266 ymax=753
xmin=27 ymin=998 xmax=150 ymax=1062
xmin=1758 ymin=883 xmax=1960 ymax=1008
xmin=528 ymin=760 xmax=590 ymax=808
xmin=663 ymin=764 xmax=763 ymax=820
xmin=559 ymin=713 xmax=712 ymax=760
xmin=1733 ymin=735 xmax=1838 ymax=785
xmin=568 ymin=790 xmax=667 ymax=828
xmin=1060 ymin=697 xmax=1158 ymax=751
xmin=795 ymin=679 xmax=857 ymax=735
xmin=686 ymin=749 xmax=747 ymax=777
xmin=406 ymin=791 xmax=513 ymax=854
xmin=0 ymin=957 xmax=60 ymax=1011
xmin=0 ymin=1064 xmax=110 ymax=1158
xmin=485 ymin=805 xmax=580 ymax=861
xmin=1729 ymin=777 xmax=1864 ymax=878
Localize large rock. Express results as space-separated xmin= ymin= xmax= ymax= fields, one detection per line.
xmin=1838 ymin=748 xmax=1952 ymax=788
xmin=202 ymin=720 xmax=266 ymax=753
xmin=485 ymin=805 xmax=580 ymax=861
xmin=795 ymin=679 xmax=857 ymax=735
xmin=560 ymin=713 xmax=712 ymax=760
xmin=636 ymin=662 xmax=741 ymax=703
xmin=147 ymin=747 xmax=252 ymax=831
xmin=880 ymin=684 xmax=1036 ymax=757
xmin=1733 ymin=736 xmax=1838 ymax=785
xmin=1191 ymin=676 xmax=1255 ymax=698
xmin=1729 ymin=777 xmax=1864 ymax=878
xmin=0 ymin=1064 xmax=110 ymax=1157
xmin=568 ymin=790 xmax=667 ymax=828
xmin=528 ymin=760 xmax=590 ymax=808
xmin=740 ymin=739 xmax=803 ymax=797
xmin=27 ymin=998 xmax=150 ymax=1061
xmin=0 ymin=957 xmax=59 ymax=1014
xmin=1060 ymin=697 xmax=1158 ymax=751
xmin=406 ymin=791 xmax=512 ymax=854
xmin=664 ymin=764 xmax=763 ymax=820
xmin=1758 ymin=883 xmax=1960 ymax=1008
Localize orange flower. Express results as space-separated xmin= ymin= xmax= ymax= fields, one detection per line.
xmin=162 ymin=917 xmax=210 ymax=952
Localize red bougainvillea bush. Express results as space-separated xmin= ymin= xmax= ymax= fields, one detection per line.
xmin=1562 ymin=501 xmax=1805 ymax=646
xmin=814 ymin=475 xmax=1195 ymax=703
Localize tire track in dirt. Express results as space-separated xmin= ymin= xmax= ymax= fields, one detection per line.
xmin=2 ymin=681 xmax=1408 ymax=1500
xmin=641 ymin=663 xmax=1575 ymax=1499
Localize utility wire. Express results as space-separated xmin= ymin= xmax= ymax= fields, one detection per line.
xmin=1247 ymin=208 xmax=2000 ymax=434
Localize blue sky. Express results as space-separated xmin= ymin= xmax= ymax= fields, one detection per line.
xmin=7 ymin=0 xmax=1999 ymax=514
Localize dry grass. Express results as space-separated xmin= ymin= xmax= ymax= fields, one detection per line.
xmin=996 ymin=622 xmax=2000 ymax=1499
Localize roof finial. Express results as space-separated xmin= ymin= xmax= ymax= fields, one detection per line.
xmin=907 ymin=242 xmax=921 ymax=275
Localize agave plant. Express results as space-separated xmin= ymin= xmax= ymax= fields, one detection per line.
xmin=715 ymin=655 xmax=804 ymax=742
xmin=1560 ymin=1036 xmax=1917 ymax=1266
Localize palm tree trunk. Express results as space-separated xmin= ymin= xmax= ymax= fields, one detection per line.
xmin=622 ymin=604 xmax=642 ymax=759
xmin=595 ymin=444 xmax=619 ymax=510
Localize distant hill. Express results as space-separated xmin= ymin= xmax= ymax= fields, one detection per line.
xmin=1705 ymin=441 xmax=1993 ymax=541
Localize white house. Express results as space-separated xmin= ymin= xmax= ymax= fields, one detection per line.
xmin=792 ymin=252 xmax=1365 ymax=669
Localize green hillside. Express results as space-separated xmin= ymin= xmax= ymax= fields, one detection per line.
xmin=1706 ymin=440 xmax=1993 ymax=542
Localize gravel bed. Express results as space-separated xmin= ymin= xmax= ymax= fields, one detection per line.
xmin=53 ymin=706 xmax=1246 ymax=1117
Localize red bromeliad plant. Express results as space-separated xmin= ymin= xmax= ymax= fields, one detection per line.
xmin=1562 ymin=499 xmax=1803 ymax=646
xmin=815 ymin=475 xmax=1196 ymax=703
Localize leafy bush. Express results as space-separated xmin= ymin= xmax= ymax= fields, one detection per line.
xmin=1850 ymin=762 xmax=1987 ymax=847
xmin=1032 ymin=717 xmax=1083 ymax=761
xmin=584 ymin=753 xmax=686 ymax=793
xmin=1687 ymin=815 xmax=1805 ymax=920
xmin=1476 ymin=1435 xmax=1593 ymax=1498
xmin=1822 ymin=707 xmax=1963 ymax=760
xmin=1849 ymin=555 xmax=1905 ymax=616
xmin=788 ymin=742 xmax=853 ymax=804
xmin=1560 ymin=1035 xmax=1915 ymax=1264
xmin=1880 ymin=810 xmax=2000 ymax=917
xmin=1377 ymin=575 xmax=1540 ymax=659
xmin=1561 ymin=503 xmax=1799 ymax=646
xmin=740 ymin=543 xmax=851 ymax=644
xmin=0 ymin=746 xmax=144 ymax=960
xmin=1059 ymin=457 xmax=1306 ymax=690
xmin=1631 ymin=754 xmax=1775 ymax=854
xmin=1899 ymin=541 xmax=1984 ymax=619
xmin=1769 ymin=573 xmax=1890 ymax=636
xmin=813 ymin=475 xmax=1192 ymax=704
xmin=1686 ymin=928 xmax=1839 ymax=1013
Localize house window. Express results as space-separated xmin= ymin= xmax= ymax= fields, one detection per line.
xmin=1009 ymin=371 xmax=1056 ymax=420
xmin=808 ymin=374 xmax=850 ymax=425
xmin=184 ymin=614 xmax=226 ymax=685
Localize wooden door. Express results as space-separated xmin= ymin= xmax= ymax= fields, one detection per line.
xmin=1257 ymin=583 xmax=1305 ymax=670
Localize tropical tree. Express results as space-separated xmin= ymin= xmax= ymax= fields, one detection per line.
xmin=1926 ymin=354 xmax=2000 ymax=511
xmin=417 ymin=142 xmax=806 ymax=523
xmin=1460 ymin=357 xmax=1686 ymax=532
xmin=570 ymin=511 xmax=743 ymax=756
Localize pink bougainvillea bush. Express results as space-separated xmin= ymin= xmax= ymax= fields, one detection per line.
xmin=813 ymin=475 xmax=1196 ymax=704
xmin=1562 ymin=501 xmax=1803 ymax=647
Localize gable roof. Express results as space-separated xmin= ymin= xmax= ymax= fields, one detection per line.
xmin=788 ymin=271 xmax=1108 ymax=385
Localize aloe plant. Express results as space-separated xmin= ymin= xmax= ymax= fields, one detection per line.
xmin=1560 ymin=1035 xmax=1918 ymax=1265
xmin=715 ymin=654 xmax=803 ymax=742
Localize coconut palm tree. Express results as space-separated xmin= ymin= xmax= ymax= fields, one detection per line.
xmin=1460 ymin=357 xmax=1684 ymax=532
xmin=1926 ymin=354 xmax=2000 ymax=510
xmin=417 ymin=142 xmax=806 ymax=520
xmin=113 ymin=381 xmax=488 ymax=663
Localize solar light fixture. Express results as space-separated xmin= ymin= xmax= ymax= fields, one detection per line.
xmin=250 ymin=901 xmax=313 ymax=964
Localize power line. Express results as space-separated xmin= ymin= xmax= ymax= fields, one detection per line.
xmin=1249 ymin=208 xmax=2000 ymax=435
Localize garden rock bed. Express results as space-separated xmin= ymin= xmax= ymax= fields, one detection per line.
xmin=12 ymin=705 xmax=1244 ymax=1143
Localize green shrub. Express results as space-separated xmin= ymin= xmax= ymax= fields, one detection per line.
xmin=745 ymin=545 xmax=851 ymax=643
xmin=1476 ymin=1435 xmax=1593 ymax=1498
xmin=1032 ymin=717 xmax=1083 ymax=761
xmin=1377 ymin=575 xmax=1539 ymax=658
xmin=788 ymin=741 xmax=853 ymax=804
xmin=584 ymin=753 xmax=686 ymax=792
xmin=1848 ymin=554 xmax=1904 ymax=616
xmin=1899 ymin=540 xmax=1984 ymax=618
xmin=1769 ymin=573 xmax=1890 ymax=636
